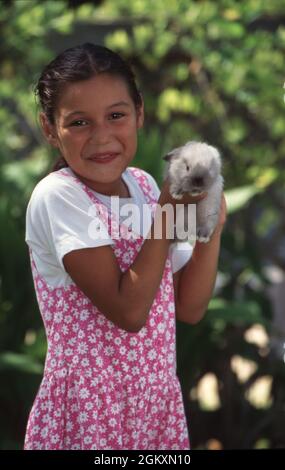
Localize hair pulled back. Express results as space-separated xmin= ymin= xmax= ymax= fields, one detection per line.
xmin=34 ymin=43 xmax=142 ymax=171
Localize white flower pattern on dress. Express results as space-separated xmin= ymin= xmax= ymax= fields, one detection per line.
xmin=24 ymin=167 xmax=190 ymax=450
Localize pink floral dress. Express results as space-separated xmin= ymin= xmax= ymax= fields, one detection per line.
xmin=24 ymin=166 xmax=190 ymax=450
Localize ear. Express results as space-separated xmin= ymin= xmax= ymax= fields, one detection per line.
xmin=208 ymin=145 xmax=220 ymax=159
xmin=162 ymin=147 xmax=182 ymax=162
xmin=208 ymin=145 xmax=222 ymax=170
xmin=39 ymin=112 xmax=59 ymax=149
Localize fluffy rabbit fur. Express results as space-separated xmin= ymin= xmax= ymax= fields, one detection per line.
xmin=163 ymin=141 xmax=224 ymax=243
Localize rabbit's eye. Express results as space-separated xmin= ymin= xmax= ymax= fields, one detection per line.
xmin=186 ymin=164 xmax=190 ymax=171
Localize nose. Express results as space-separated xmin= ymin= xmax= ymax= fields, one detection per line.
xmin=192 ymin=176 xmax=204 ymax=187
xmin=89 ymin=123 xmax=112 ymax=146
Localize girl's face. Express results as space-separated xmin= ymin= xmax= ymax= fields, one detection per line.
xmin=40 ymin=73 xmax=144 ymax=196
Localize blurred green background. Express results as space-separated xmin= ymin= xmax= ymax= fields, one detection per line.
xmin=1 ymin=0 xmax=285 ymax=449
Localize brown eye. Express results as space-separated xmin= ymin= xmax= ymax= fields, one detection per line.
xmin=109 ymin=112 xmax=125 ymax=120
xmin=186 ymin=164 xmax=189 ymax=171
xmin=70 ymin=120 xmax=88 ymax=126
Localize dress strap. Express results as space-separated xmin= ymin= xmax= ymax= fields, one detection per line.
xmin=127 ymin=167 xmax=159 ymax=216
xmin=127 ymin=166 xmax=157 ymax=201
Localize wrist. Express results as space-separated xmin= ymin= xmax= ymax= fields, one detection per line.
xmin=211 ymin=223 xmax=225 ymax=239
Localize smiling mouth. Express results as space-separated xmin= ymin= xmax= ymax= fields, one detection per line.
xmin=88 ymin=153 xmax=119 ymax=163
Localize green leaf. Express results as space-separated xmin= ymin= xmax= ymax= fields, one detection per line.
xmin=0 ymin=352 xmax=43 ymax=374
xmin=207 ymin=298 xmax=269 ymax=329
xmin=225 ymin=185 xmax=261 ymax=214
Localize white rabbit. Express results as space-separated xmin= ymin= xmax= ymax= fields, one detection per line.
xmin=163 ymin=141 xmax=224 ymax=243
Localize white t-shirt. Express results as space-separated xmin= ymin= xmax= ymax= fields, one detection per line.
xmin=25 ymin=166 xmax=193 ymax=288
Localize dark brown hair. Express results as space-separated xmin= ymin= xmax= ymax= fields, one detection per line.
xmin=34 ymin=43 xmax=142 ymax=172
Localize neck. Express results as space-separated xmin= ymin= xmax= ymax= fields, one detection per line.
xmin=70 ymin=169 xmax=130 ymax=197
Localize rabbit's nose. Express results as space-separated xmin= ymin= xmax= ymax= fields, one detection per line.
xmin=192 ymin=176 xmax=204 ymax=186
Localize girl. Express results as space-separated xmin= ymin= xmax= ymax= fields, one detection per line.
xmin=24 ymin=43 xmax=226 ymax=450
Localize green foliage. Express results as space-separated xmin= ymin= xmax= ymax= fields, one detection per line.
xmin=0 ymin=0 xmax=72 ymax=450
xmin=1 ymin=0 xmax=285 ymax=450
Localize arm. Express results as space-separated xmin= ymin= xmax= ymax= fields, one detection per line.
xmin=63 ymin=182 xmax=204 ymax=333
xmin=174 ymin=194 xmax=227 ymax=325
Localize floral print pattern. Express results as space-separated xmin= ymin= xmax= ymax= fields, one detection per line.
xmin=24 ymin=167 xmax=190 ymax=450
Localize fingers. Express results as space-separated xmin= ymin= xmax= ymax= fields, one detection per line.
xmin=159 ymin=181 xmax=208 ymax=206
xmin=180 ymin=192 xmax=207 ymax=204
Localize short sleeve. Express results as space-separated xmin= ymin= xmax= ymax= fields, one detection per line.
xmin=170 ymin=241 xmax=193 ymax=273
xmin=25 ymin=173 xmax=114 ymax=272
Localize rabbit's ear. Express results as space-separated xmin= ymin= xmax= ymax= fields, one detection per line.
xmin=162 ymin=147 xmax=182 ymax=161
xmin=208 ymin=145 xmax=220 ymax=160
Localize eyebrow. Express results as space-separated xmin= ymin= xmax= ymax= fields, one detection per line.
xmin=63 ymin=101 xmax=131 ymax=120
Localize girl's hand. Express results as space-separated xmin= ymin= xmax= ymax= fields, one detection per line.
xmin=159 ymin=179 xmax=207 ymax=206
